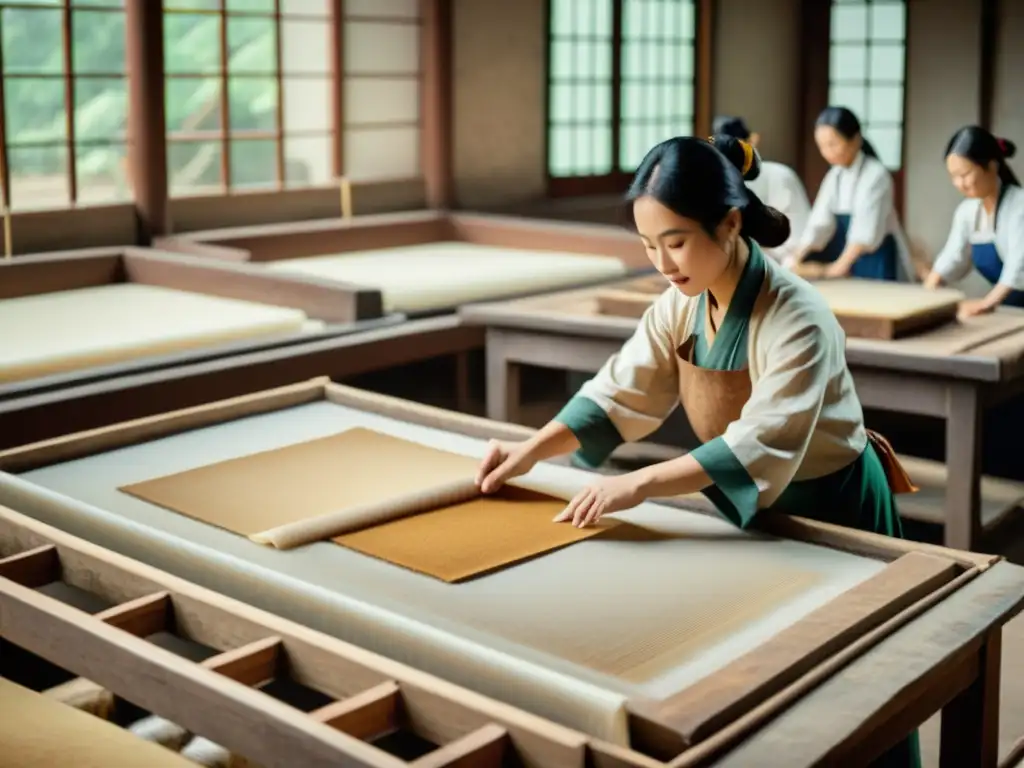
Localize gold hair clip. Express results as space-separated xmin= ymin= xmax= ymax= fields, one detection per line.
xmin=739 ymin=140 xmax=754 ymax=175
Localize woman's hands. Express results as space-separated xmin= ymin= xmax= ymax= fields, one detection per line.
xmin=553 ymin=474 xmax=645 ymax=528
xmin=475 ymin=440 xmax=537 ymax=494
xmin=923 ymin=270 xmax=944 ymax=290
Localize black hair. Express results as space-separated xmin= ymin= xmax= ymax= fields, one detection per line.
xmin=625 ymin=134 xmax=790 ymax=249
xmin=712 ymin=115 xmax=751 ymax=140
xmin=816 ymin=106 xmax=878 ymax=159
xmin=945 ymin=125 xmax=1020 ymax=188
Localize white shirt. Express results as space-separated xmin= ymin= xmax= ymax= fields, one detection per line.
xmin=799 ymin=151 xmax=916 ymax=281
xmin=932 ymin=184 xmax=1024 ymax=291
xmin=745 ymin=160 xmax=812 ymax=263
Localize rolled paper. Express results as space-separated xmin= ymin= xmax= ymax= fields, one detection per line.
xmin=43 ymin=677 xmax=115 ymax=720
xmin=180 ymin=736 xmax=254 ymax=767
xmin=128 ymin=715 xmax=191 ymax=751
xmin=249 ymin=477 xmax=480 ymax=550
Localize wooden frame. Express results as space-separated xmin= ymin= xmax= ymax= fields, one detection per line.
xmin=0 ymin=244 xmax=410 ymax=404
xmin=544 ymin=0 xmax=713 ymax=199
xmin=800 ymin=0 xmax=909 ymax=218
xmin=458 ymin=284 xmax=1024 ymax=552
xmin=153 ymin=209 xmax=652 ymax=317
xmin=0 ymin=377 xmax=1020 ymax=766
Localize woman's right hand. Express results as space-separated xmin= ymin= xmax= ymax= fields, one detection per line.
xmin=475 ymin=440 xmax=537 ymax=494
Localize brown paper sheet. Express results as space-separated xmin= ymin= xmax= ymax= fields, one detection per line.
xmin=120 ymin=428 xmax=612 ymax=582
xmin=335 ymin=485 xmax=613 ymax=583
xmin=119 ymin=428 xmax=483 ymax=537
xmin=0 ymin=677 xmax=194 ymax=767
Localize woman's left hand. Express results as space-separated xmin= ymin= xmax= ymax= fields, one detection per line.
xmin=958 ymin=298 xmax=994 ymax=320
xmin=554 ymin=474 xmax=645 ymax=528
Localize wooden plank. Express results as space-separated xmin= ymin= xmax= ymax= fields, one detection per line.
xmin=95 ymin=591 xmax=171 ymax=637
xmin=0 ymin=544 xmax=60 ymax=587
xmin=0 ymin=576 xmax=407 ymax=768
xmin=709 ymin=561 xmax=1024 ymax=767
xmin=311 ymin=681 xmax=401 ymax=739
xmin=202 ymin=636 xmax=282 ymax=687
xmin=409 ymin=723 xmax=510 ymax=768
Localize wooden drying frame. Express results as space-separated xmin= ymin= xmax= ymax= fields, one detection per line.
xmin=153 ymin=209 xmax=654 ymax=318
xmin=0 ymin=377 xmax=1020 ymax=766
xmin=588 ymin=274 xmax=962 ymax=341
xmin=0 ymin=244 xmax=412 ymax=405
xmin=0 ymin=315 xmax=484 ymax=451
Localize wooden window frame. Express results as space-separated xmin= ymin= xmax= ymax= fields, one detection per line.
xmin=162 ymin=1 xmax=336 ymax=199
xmin=544 ymin=0 xmax=712 ymax=199
xmin=0 ymin=0 xmax=129 ymax=212
xmin=800 ymin=0 xmax=908 ymax=217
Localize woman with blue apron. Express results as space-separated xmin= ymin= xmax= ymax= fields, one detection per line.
xmin=925 ymin=126 xmax=1024 ymax=315
xmin=789 ymin=107 xmax=916 ymax=282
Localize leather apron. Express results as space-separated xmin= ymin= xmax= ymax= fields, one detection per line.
xmin=674 ymin=331 xmax=917 ymax=495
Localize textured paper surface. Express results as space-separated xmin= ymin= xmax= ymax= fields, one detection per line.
xmin=335 ymin=485 xmax=613 ymax=582
xmin=0 ymin=677 xmax=195 ymax=766
xmin=0 ymin=283 xmax=312 ymax=384
xmin=120 ymin=427 xmax=608 ymax=581
xmin=265 ymin=241 xmax=627 ymax=312
xmin=811 ymin=279 xmax=963 ymax=319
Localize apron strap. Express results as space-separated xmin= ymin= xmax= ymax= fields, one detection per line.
xmin=865 ymin=429 xmax=918 ymax=495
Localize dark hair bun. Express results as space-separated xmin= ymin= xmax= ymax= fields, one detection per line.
xmin=709 ymin=133 xmax=761 ymax=181
xmin=999 ymin=138 xmax=1018 ymax=159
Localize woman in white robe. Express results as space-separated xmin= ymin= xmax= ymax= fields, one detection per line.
xmin=924 ymin=126 xmax=1024 ymax=316
xmin=712 ymin=115 xmax=811 ymax=264
xmin=790 ymin=106 xmax=916 ymax=282
xmin=473 ymin=133 xmax=920 ymax=766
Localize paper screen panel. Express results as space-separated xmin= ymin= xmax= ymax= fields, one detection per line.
xmin=334 ymin=485 xmax=613 ymax=582
xmin=0 ymin=678 xmax=195 ymax=767
xmin=430 ymin=525 xmax=822 ymax=683
xmin=265 ymin=242 xmax=627 ymax=312
xmin=0 ymin=284 xmax=309 ymax=384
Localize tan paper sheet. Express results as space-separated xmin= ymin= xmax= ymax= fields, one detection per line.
xmin=120 ymin=428 xmax=610 ymax=582
xmin=0 ymin=677 xmax=194 ymax=767
xmin=335 ymin=485 xmax=612 ymax=582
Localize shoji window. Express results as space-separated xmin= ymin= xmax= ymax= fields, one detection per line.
xmin=828 ymin=0 xmax=907 ymax=171
xmin=0 ymin=0 xmax=129 ymax=210
xmin=547 ymin=0 xmax=697 ymax=197
xmin=343 ymin=0 xmax=421 ymax=182
xmin=163 ymin=0 xmax=335 ymax=197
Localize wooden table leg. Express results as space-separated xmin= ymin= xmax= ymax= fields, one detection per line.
xmin=454 ymin=350 xmax=471 ymax=414
xmin=939 ymin=628 xmax=1002 ymax=768
xmin=944 ymin=383 xmax=983 ymax=550
xmin=485 ymin=330 xmax=521 ymax=423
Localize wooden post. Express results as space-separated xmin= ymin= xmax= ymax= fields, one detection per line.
xmin=125 ymin=0 xmax=169 ymax=243
xmin=420 ymin=0 xmax=453 ymax=210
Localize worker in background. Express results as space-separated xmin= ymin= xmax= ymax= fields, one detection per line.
xmin=713 ymin=114 xmax=811 ymax=265
xmin=789 ymin=106 xmax=916 ymax=282
xmin=924 ymin=125 xmax=1024 ymax=316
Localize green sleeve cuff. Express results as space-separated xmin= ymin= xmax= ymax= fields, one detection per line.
xmin=690 ymin=436 xmax=760 ymax=528
xmin=554 ymin=395 xmax=624 ymax=469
